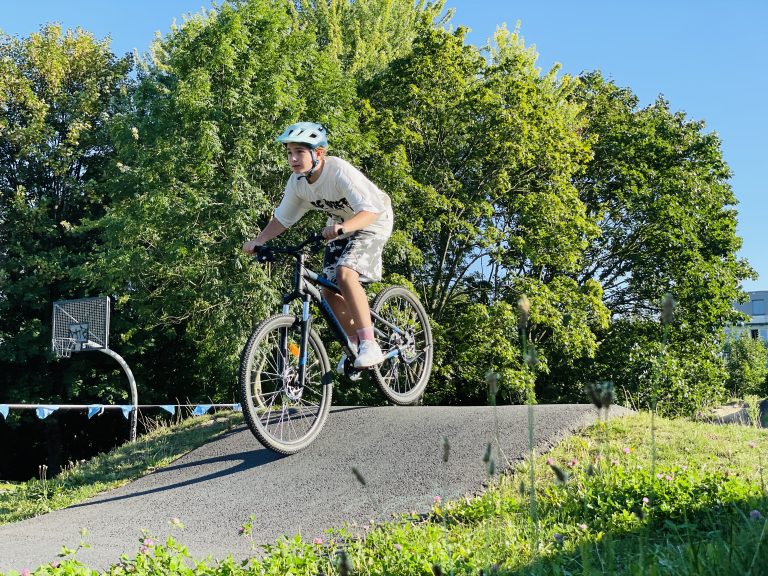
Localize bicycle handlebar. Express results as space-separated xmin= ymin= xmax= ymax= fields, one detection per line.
xmin=252 ymin=234 xmax=325 ymax=263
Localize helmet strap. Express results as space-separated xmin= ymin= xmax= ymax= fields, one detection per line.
xmin=299 ymin=149 xmax=320 ymax=181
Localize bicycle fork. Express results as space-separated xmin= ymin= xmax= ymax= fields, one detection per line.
xmin=278 ymin=297 xmax=313 ymax=399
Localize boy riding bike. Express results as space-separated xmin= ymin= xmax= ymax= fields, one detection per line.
xmin=242 ymin=121 xmax=393 ymax=370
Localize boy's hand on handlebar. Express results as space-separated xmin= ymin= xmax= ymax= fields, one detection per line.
xmin=242 ymin=239 xmax=260 ymax=254
xmin=322 ymin=224 xmax=344 ymax=240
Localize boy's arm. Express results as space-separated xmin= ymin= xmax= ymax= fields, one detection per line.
xmin=322 ymin=210 xmax=380 ymax=240
xmin=242 ymin=218 xmax=287 ymax=253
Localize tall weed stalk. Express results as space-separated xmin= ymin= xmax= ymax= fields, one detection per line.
xmin=518 ymin=294 xmax=540 ymax=559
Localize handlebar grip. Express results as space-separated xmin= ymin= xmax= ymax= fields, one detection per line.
xmin=253 ymin=245 xmax=273 ymax=263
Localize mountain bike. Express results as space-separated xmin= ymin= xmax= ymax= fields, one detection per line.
xmin=238 ymin=234 xmax=433 ymax=454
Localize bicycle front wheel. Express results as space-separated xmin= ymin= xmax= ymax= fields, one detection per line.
xmin=239 ymin=314 xmax=332 ymax=454
xmin=371 ymin=286 xmax=433 ymax=405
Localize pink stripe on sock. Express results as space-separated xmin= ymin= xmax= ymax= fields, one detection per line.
xmin=357 ymin=326 xmax=374 ymax=342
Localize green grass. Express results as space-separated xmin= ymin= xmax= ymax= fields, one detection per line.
xmin=1 ymin=411 xmax=767 ymax=575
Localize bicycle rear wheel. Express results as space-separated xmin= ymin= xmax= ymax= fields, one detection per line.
xmin=371 ymin=286 xmax=433 ymax=405
xmin=239 ymin=314 xmax=332 ymax=454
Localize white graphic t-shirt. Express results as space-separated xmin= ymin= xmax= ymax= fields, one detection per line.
xmin=274 ymin=156 xmax=393 ymax=237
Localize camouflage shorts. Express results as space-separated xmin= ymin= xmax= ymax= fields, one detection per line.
xmin=323 ymin=230 xmax=389 ymax=283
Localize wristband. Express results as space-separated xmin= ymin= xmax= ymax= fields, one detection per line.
xmin=337 ymin=227 xmax=345 ymax=237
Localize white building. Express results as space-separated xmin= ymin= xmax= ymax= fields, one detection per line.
xmin=732 ymin=291 xmax=768 ymax=341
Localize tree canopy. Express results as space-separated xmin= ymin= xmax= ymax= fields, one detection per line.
xmin=0 ymin=0 xmax=754 ymax=442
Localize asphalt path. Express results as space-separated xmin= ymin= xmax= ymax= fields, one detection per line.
xmin=0 ymin=404 xmax=632 ymax=573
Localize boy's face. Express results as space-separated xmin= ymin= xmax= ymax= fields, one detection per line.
xmin=285 ymin=143 xmax=323 ymax=174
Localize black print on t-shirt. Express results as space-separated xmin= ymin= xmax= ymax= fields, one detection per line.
xmin=309 ymin=198 xmax=353 ymax=211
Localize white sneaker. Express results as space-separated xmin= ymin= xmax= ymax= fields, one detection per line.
xmin=354 ymin=340 xmax=386 ymax=369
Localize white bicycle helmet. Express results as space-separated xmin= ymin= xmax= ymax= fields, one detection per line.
xmin=276 ymin=122 xmax=328 ymax=149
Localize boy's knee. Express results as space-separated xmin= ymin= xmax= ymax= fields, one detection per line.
xmin=336 ymin=265 xmax=359 ymax=284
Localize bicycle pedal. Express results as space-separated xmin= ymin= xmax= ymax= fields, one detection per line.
xmin=344 ymin=359 xmax=364 ymax=381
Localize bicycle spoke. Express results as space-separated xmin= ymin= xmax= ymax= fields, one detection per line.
xmin=370 ymin=287 xmax=432 ymax=404
xmin=239 ymin=314 xmax=332 ymax=451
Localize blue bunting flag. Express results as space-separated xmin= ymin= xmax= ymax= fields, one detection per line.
xmin=36 ymin=406 xmax=59 ymax=420
xmin=192 ymin=404 xmax=212 ymax=416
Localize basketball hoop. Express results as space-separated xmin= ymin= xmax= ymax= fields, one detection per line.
xmin=51 ymin=297 xmax=138 ymax=441
xmin=52 ymin=297 xmax=109 ymax=357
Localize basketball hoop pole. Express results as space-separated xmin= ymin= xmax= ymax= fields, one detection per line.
xmin=52 ymin=297 xmax=139 ymax=442
xmin=98 ymin=348 xmax=138 ymax=442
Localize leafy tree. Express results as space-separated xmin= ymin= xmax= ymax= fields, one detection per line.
xmin=724 ymin=333 xmax=768 ymax=398
xmin=294 ymin=0 xmax=449 ymax=79
xmin=559 ymin=72 xmax=753 ymax=412
xmin=84 ymin=0 xmax=444 ymax=403
xmin=359 ymin=24 xmax=608 ymax=402
xmin=572 ymin=72 xmax=752 ymax=326
xmin=0 ymin=25 xmax=133 ymax=473
xmin=0 ymin=25 xmax=132 ymax=402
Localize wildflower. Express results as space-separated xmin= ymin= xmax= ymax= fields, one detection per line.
xmin=623 ymin=447 xmax=631 ymax=454
xmin=550 ymin=463 xmax=569 ymax=484
xmin=139 ymin=546 xmax=149 ymax=555
xmin=313 ymin=537 xmax=323 ymax=545
xmin=665 ymin=475 xmax=673 ymax=482
xmin=143 ymin=538 xmax=155 ymax=547
xmin=131 ymin=126 xmax=139 ymax=141
xmin=21 ymin=569 xmax=30 ymax=576
xmin=523 ymin=345 xmax=540 ymax=369
xmin=642 ymin=497 xmax=650 ymax=505
xmin=578 ymin=523 xmax=588 ymax=531
xmin=394 ymin=543 xmax=402 ymax=552
xmin=517 ymin=294 xmax=530 ymax=332
xmin=567 ymin=458 xmax=578 ymax=468
xmin=656 ymin=473 xmax=664 ymax=479
xmin=337 ymin=550 xmax=352 ymax=576
xmin=553 ymin=533 xmax=564 ymax=543
xmin=587 ymin=380 xmax=615 ymax=410
xmin=750 ymin=510 xmax=764 ymax=521
xmin=661 ymin=292 xmax=675 ymax=324
xmin=611 ymin=459 xmax=619 ymax=466
xmin=546 ymin=457 xmax=555 ymax=466
xmin=238 ymin=526 xmax=246 ymax=535
xmin=749 ymin=441 xmax=756 ymax=449
xmin=485 ymin=371 xmax=500 ymax=400
xmin=50 ymin=561 xmax=60 ymax=568
xmin=434 ymin=495 xmax=442 ymax=505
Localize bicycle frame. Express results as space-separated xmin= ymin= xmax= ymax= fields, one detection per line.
xmin=274 ymin=239 xmax=406 ymax=389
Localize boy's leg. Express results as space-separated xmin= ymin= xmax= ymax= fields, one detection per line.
xmin=322 ymin=287 xmax=357 ymax=345
xmin=336 ymin=265 xmax=385 ymax=368
xmin=335 ymin=266 xmax=372 ymax=331
xmin=326 ymin=229 xmax=388 ymax=368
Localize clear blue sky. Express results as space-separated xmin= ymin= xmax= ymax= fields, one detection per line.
xmin=3 ymin=1 xmax=766 ymax=291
